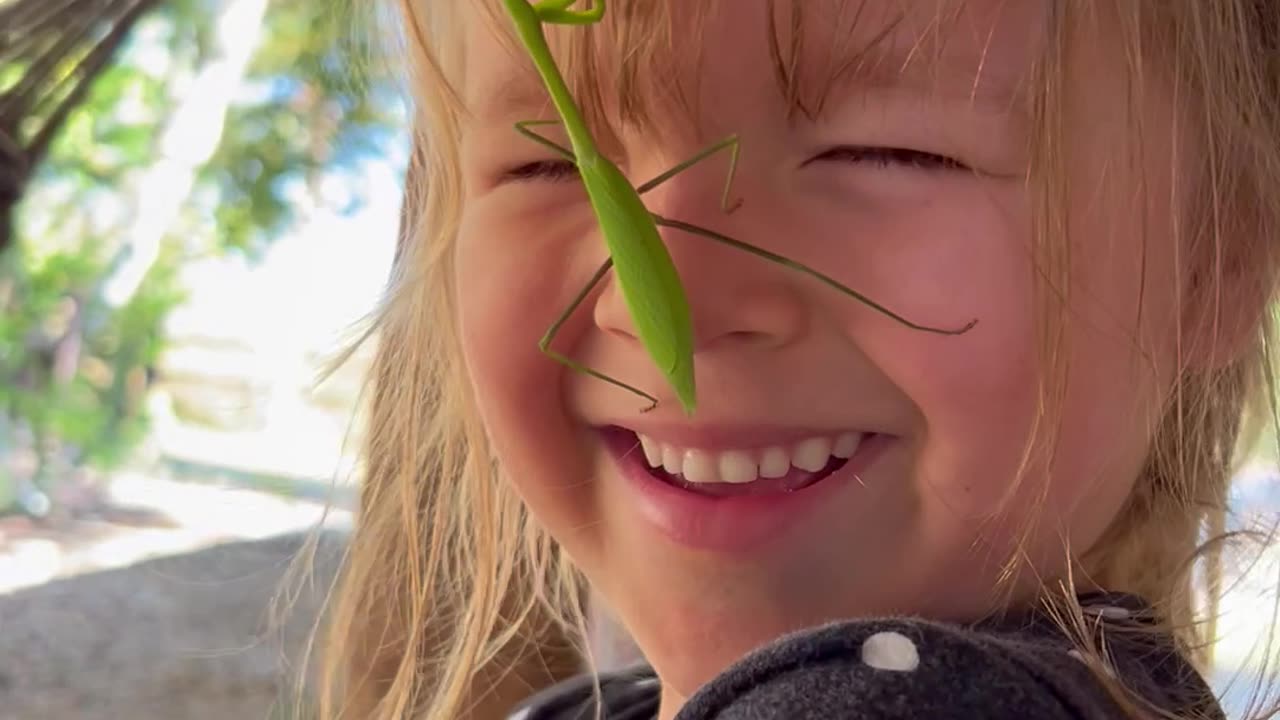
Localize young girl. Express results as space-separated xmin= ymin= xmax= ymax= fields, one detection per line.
xmin=310 ymin=1 xmax=1280 ymax=718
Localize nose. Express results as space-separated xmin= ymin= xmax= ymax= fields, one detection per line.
xmin=592 ymin=148 xmax=807 ymax=355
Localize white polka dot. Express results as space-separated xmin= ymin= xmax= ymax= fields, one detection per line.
xmin=860 ymin=631 xmax=919 ymax=672
xmin=1084 ymin=605 xmax=1131 ymax=620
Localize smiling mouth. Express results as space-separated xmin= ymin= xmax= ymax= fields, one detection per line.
xmin=601 ymin=426 xmax=864 ymax=498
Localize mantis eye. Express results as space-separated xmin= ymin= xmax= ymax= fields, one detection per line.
xmin=504 ymin=159 xmax=580 ymax=183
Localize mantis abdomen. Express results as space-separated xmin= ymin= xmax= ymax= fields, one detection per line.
xmin=581 ymin=154 xmax=697 ymax=412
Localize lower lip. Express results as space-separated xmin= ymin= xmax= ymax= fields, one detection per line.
xmin=602 ymin=429 xmax=890 ymax=554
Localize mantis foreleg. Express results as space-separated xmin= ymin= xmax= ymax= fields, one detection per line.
xmin=514 ymin=119 xmax=576 ymax=160
xmin=514 ymin=120 xmax=743 ymax=211
xmin=533 ymin=0 xmax=604 ymax=24
xmin=636 ymin=134 xmax=742 ymax=213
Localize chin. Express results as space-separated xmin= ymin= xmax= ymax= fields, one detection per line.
xmin=623 ymin=590 xmax=848 ymax=698
xmin=590 ymin=536 xmax=864 ymax=687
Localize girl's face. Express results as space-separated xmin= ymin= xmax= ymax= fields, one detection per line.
xmin=454 ymin=0 xmax=1182 ymax=707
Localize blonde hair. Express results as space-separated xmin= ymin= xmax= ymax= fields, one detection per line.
xmin=300 ymin=2 xmax=1280 ymax=718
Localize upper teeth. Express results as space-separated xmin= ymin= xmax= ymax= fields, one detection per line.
xmin=635 ymin=432 xmax=863 ymax=484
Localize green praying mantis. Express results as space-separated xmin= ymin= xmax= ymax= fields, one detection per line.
xmin=501 ymin=0 xmax=977 ymax=416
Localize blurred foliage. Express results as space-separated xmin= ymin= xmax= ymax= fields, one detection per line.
xmin=0 ymin=0 xmax=404 ymax=515
xmin=203 ymin=0 xmax=403 ymax=256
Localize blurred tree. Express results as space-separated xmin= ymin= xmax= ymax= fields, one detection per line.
xmin=0 ymin=0 xmax=168 ymax=254
xmin=0 ymin=0 xmax=404 ymax=517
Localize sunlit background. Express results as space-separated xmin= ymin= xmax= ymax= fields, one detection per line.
xmin=1 ymin=0 xmax=400 ymax=716
xmin=1 ymin=0 xmax=1278 ymax=718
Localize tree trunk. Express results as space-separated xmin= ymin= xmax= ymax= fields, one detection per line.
xmin=0 ymin=0 xmax=166 ymax=255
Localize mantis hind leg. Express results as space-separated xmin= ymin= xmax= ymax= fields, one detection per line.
xmin=540 ymin=257 xmax=660 ymax=412
xmin=651 ymin=213 xmax=979 ymax=336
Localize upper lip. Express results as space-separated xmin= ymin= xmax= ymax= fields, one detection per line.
xmin=601 ymin=421 xmax=874 ymax=451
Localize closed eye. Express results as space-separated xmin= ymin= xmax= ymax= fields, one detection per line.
xmin=808 ymin=146 xmax=968 ymax=172
xmin=502 ymin=159 xmax=580 ymax=183
xmin=502 ymin=146 xmax=965 ymax=184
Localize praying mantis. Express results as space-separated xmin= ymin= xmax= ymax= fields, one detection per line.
xmin=501 ymin=0 xmax=977 ymax=416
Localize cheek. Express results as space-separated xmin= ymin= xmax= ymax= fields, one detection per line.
xmin=843 ymin=195 xmax=1155 ymax=564
xmin=1044 ymin=218 xmax=1178 ymax=544
xmin=846 ymin=199 xmax=1044 ymax=512
xmin=907 ymin=266 xmax=1043 ymax=522
xmin=456 ymin=222 xmax=565 ymax=439
xmin=455 ymin=215 xmax=552 ymax=417
xmin=453 ymin=208 xmax=604 ymax=532
xmin=858 ymin=192 xmax=1168 ymax=567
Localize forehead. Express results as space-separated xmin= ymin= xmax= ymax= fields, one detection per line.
xmin=462 ymin=0 xmax=1046 ymax=124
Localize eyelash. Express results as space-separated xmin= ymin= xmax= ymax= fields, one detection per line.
xmin=808 ymin=146 xmax=967 ymax=172
xmin=503 ymin=159 xmax=579 ymax=183
xmin=500 ymin=146 xmax=966 ymax=184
